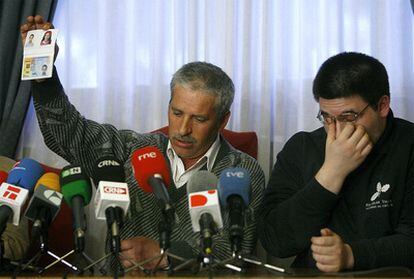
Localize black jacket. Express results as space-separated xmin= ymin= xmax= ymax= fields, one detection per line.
xmin=259 ymin=112 xmax=414 ymax=270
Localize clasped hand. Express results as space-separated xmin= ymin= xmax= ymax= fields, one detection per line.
xmin=120 ymin=236 xmax=168 ymax=271
xmin=311 ymin=228 xmax=354 ymax=272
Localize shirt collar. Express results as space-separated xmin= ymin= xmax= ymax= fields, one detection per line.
xmin=166 ymin=134 xmax=221 ymax=172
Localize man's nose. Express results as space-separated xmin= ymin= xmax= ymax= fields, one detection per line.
xmin=179 ymin=117 xmax=192 ymax=136
xmin=335 ymin=120 xmax=351 ymax=135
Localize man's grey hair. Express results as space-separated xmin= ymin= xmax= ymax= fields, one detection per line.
xmin=170 ymin=61 xmax=235 ymax=122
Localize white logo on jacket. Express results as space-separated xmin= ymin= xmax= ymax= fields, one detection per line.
xmin=365 ymin=182 xmax=393 ymax=210
xmin=370 ymin=182 xmax=390 ymax=201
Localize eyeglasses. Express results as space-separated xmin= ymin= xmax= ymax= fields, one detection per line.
xmin=316 ymin=104 xmax=370 ymax=124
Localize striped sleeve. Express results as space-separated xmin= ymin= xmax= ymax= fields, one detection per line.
xmin=32 ymin=74 xmax=131 ymax=176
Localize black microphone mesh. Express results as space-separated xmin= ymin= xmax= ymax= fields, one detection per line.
xmin=92 ymin=156 xmax=125 ymax=183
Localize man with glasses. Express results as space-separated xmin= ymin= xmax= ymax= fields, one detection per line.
xmin=259 ymin=52 xmax=414 ymax=272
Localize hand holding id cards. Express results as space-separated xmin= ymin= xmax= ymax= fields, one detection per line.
xmin=21 ymin=29 xmax=58 ymax=80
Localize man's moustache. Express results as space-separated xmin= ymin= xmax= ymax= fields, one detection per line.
xmin=172 ymin=135 xmax=196 ymax=144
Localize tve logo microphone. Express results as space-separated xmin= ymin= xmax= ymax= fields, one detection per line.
xmin=0 ymin=183 xmax=29 ymax=225
xmin=225 ymin=171 xmax=245 ymax=178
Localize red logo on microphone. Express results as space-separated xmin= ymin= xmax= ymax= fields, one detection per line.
xmin=3 ymin=185 xmax=21 ymax=200
xmin=103 ymin=186 xmax=127 ymax=195
xmin=190 ymin=190 xmax=217 ymax=207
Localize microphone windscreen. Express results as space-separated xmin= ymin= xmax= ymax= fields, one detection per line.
xmin=60 ymin=165 xmax=92 ymax=207
xmin=0 ymin=171 xmax=8 ymax=184
xmin=131 ymin=146 xmax=171 ymax=193
xmin=7 ymin=158 xmax=44 ymax=190
xmin=92 ymin=156 xmax=125 ymax=183
xmin=0 ymin=156 xmax=16 ymax=172
xmin=35 ymin=172 xmax=61 ymax=192
xmin=186 ymin=170 xmax=218 ymax=194
xmin=0 ymin=182 xmax=30 ymax=225
xmin=25 ymin=184 xmax=62 ymax=222
xmin=187 ymin=171 xmax=222 ymax=232
xmin=217 ymin=168 xmax=251 ymax=207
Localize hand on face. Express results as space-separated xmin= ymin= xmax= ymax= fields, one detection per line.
xmin=311 ymin=228 xmax=354 ymax=272
xmin=120 ymin=236 xmax=168 ymax=271
xmin=316 ymin=122 xmax=373 ymax=194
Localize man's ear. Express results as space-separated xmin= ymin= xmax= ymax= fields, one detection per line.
xmin=218 ymin=111 xmax=231 ymax=132
xmin=377 ymin=95 xmax=390 ymax=117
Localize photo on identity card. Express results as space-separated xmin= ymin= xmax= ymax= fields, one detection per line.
xmin=22 ymin=56 xmax=52 ymax=78
xmin=21 ymin=29 xmax=58 ymax=80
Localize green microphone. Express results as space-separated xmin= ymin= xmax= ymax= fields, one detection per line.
xmin=60 ymin=165 xmax=92 ymax=253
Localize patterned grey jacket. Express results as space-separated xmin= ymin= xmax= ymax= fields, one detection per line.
xmin=31 ymin=70 xmax=265 ymax=261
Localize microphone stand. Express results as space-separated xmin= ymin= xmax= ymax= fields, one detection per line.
xmin=69 ymin=198 xmax=97 ymax=275
xmin=212 ymin=201 xmax=288 ymax=275
xmin=168 ymin=250 xmax=242 ymax=278
xmin=0 ymin=238 xmax=5 ymax=269
xmin=208 ymin=225 xmax=286 ymax=274
xmin=166 ymin=216 xmax=242 ymax=277
xmin=67 ymin=238 xmax=99 ymax=276
xmin=0 ymin=239 xmax=39 ymax=275
xmin=79 ymin=207 xmax=147 ymax=278
xmin=213 ymin=250 xmax=287 ymax=275
xmin=0 ymin=229 xmax=40 ymax=275
xmin=20 ymin=216 xmax=79 ymax=275
xmin=0 ymin=238 xmax=13 ymax=273
xmin=125 ymin=208 xmax=173 ymax=275
xmin=106 ymin=206 xmax=125 ymax=278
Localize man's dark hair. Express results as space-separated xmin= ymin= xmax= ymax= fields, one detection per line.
xmin=312 ymin=52 xmax=390 ymax=107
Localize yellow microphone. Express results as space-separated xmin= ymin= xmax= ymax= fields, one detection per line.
xmin=35 ymin=172 xmax=61 ymax=192
xmin=25 ymin=172 xmax=63 ymax=230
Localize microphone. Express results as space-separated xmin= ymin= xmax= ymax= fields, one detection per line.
xmin=131 ymin=146 xmax=174 ymax=250
xmin=0 ymin=158 xmax=43 ymax=234
xmin=0 ymin=170 xmax=10 ymax=235
xmin=92 ymin=156 xmax=129 ymax=253
xmin=7 ymin=158 xmax=44 ymax=191
xmin=24 ymin=172 xmax=63 ymax=246
xmin=217 ymin=168 xmax=251 ymax=255
xmin=0 ymin=171 xmax=7 ymax=184
xmin=187 ymin=171 xmax=223 ymax=255
xmin=60 ymin=165 xmax=92 ymax=252
xmin=0 ymin=183 xmax=30 ymax=236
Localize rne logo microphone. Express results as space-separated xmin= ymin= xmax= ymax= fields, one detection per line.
xmin=103 ymin=186 xmax=127 ymax=195
xmin=136 ymin=151 xmax=156 ymax=161
xmin=98 ymin=160 xmax=120 ymax=168
xmin=3 ymin=185 xmax=21 ymax=200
